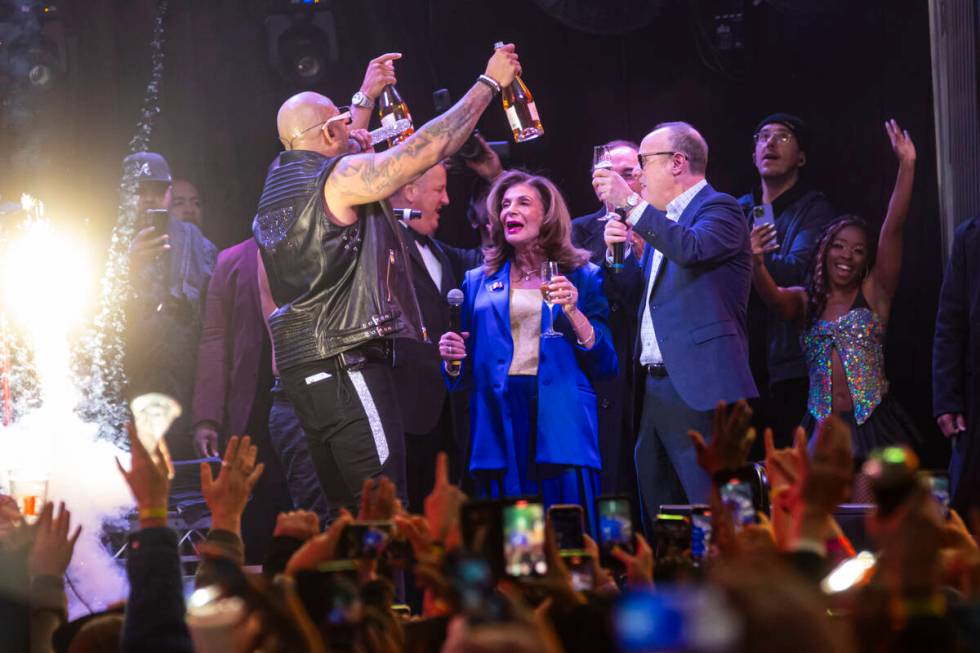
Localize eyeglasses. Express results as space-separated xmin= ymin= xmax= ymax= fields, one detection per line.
xmin=753 ymin=129 xmax=794 ymax=146
xmin=637 ymin=151 xmax=684 ymax=170
xmin=286 ymin=107 xmax=352 ymax=147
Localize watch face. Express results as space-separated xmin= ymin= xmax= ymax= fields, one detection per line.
xmin=352 ymin=92 xmax=370 ymax=108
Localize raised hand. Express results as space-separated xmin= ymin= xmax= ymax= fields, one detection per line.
xmin=116 ymin=422 xmax=172 ymax=528
xmin=800 ymin=416 xmax=853 ymax=515
xmin=359 ymin=52 xmax=401 ymax=100
xmin=28 ymin=501 xmax=82 ymax=578
xmin=688 ymin=400 xmax=756 ymax=476
xmin=358 ymin=476 xmax=400 ymax=521
xmin=485 ymin=43 xmax=520 ymax=87
xmin=128 ymin=225 xmax=169 ymax=267
xmin=424 ymin=452 xmax=466 ymax=549
xmin=750 ymin=224 xmax=778 ymax=258
xmin=463 ymin=134 xmax=504 ymax=182
xmin=285 ymin=510 xmax=352 ymax=575
xmin=273 ymin=510 xmax=320 ymax=542
xmin=201 ymin=435 xmax=265 ymax=534
xmin=592 ymin=168 xmax=632 ymax=209
xmin=348 ymin=128 xmax=373 ymax=154
xmin=885 ymin=118 xmax=916 ymax=168
xmin=611 ymin=533 xmax=655 ymax=588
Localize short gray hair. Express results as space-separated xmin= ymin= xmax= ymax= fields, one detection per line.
xmin=654 ymin=121 xmax=708 ymax=175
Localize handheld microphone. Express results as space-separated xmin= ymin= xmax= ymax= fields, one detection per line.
xmin=610 ymin=209 xmax=627 ymax=272
xmin=393 ymin=208 xmax=422 ymax=220
xmin=446 ymin=288 xmax=464 ymax=373
xmin=369 ymin=118 xmax=412 ymax=146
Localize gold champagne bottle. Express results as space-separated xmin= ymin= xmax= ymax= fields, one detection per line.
xmin=493 ymin=41 xmax=543 ymax=143
xmin=377 ymin=84 xmax=414 ymax=146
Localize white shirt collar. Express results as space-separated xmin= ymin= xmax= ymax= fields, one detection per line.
xmin=665 ymin=179 xmax=708 ymax=219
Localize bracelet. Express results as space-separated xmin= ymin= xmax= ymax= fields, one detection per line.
xmin=477 ymin=74 xmax=501 ymax=95
xmin=138 ymin=506 xmax=168 ymax=521
xmin=576 ymin=326 xmax=596 ymax=347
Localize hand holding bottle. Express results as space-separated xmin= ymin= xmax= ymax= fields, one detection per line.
xmin=360 ymin=52 xmax=401 ymax=101
xmin=485 ymin=42 xmax=520 ymax=87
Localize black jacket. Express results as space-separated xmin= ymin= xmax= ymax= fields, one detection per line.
xmin=254 ymin=150 xmax=426 ymax=370
xmin=737 ymin=185 xmax=836 ymax=385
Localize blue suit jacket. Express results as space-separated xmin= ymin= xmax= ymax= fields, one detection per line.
xmin=447 ymin=260 xmax=617 ymax=471
xmin=607 ymin=183 xmax=757 ymax=411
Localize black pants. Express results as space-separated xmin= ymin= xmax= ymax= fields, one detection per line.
xmin=279 ymin=356 xmax=407 ymax=521
xmin=404 ymin=396 xmax=459 ymax=514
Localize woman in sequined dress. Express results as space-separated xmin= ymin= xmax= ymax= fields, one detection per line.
xmin=749 ymin=119 xmax=918 ymax=459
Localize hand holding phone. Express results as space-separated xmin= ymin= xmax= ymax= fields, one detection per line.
xmin=548 ymin=504 xmax=585 ymax=552
xmin=597 ymin=496 xmax=635 ymax=571
xmin=503 ymin=501 xmax=547 ymax=578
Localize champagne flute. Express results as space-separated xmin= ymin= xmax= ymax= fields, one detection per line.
xmin=540 ymin=260 xmax=561 ymax=338
xmin=593 ymin=145 xmax=617 ymax=223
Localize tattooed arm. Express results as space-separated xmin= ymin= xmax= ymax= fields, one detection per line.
xmin=324 ymin=44 xmax=521 ymax=226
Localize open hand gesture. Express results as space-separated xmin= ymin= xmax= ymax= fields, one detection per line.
xmin=29 ymin=501 xmax=82 ymax=578
xmin=885 ymin=118 xmax=915 ymax=167
xmin=201 ymin=435 xmax=265 ymax=534
xmin=688 ymin=400 xmax=756 ymax=476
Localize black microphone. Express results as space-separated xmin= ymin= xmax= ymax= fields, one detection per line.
xmin=393 ymin=208 xmax=422 ymax=220
xmin=610 ymin=208 xmax=627 ymax=272
xmin=446 ymin=288 xmax=464 ymax=373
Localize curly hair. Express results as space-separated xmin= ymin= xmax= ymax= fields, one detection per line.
xmin=483 ymin=170 xmax=590 ymax=275
xmin=805 ymin=215 xmax=872 ymax=327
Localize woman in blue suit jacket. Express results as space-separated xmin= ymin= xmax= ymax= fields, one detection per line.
xmin=439 ymin=171 xmax=617 ymax=528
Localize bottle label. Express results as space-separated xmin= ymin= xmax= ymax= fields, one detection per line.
xmin=381 ymin=113 xmax=397 ymax=129
xmin=527 ymin=101 xmax=540 ymax=123
xmin=505 ymin=106 xmax=521 ymax=132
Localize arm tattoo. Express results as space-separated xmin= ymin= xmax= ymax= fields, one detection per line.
xmin=328 ymin=85 xmax=493 ymax=203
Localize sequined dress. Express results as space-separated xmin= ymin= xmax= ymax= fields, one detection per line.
xmin=800 ymin=290 xmax=918 ymax=458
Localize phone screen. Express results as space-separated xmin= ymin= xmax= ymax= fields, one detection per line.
xmin=653 ymin=514 xmax=690 ymax=560
xmin=562 ymin=552 xmax=595 ymax=591
xmin=144 ymin=208 xmax=169 ymax=235
xmin=549 ymin=505 xmax=585 ymax=551
xmin=502 ymin=501 xmax=547 ymax=578
xmin=339 ymin=522 xmax=392 ymax=559
xmin=691 ymin=509 xmax=712 ymax=563
xmin=597 ymin=497 xmax=635 ymax=558
xmin=461 ymin=500 xmax=504 ymax=578
xmin=925 ymin=472 xmax=951 ymax=518
xmin=720 ymin=480 xmax=757 ymax=531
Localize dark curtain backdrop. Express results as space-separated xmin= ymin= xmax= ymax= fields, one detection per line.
xmin=1 ymin=0 xmax=946 ymax=465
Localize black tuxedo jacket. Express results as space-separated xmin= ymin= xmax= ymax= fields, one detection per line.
xmin=392 ymin=224 xmax=482 ymax=434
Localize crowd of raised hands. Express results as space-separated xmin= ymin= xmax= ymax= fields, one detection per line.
xmin=3 ymin=406 xmax=980 ymax=653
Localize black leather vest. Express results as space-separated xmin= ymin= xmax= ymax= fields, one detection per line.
xmin=253 ymin=150 xmax=426 ymax=371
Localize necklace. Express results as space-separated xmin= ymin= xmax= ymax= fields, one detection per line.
xmin=516 ymin=266 xmax=535 ymax=282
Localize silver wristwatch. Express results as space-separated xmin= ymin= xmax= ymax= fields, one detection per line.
xmin=351 ymin=91 xmax=374 ymax=109
xmin=624 ymin=192 xmax=641 ymax=209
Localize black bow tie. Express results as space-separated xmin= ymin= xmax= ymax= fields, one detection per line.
xmin=414 ymin=232 xmax=433 ymax=249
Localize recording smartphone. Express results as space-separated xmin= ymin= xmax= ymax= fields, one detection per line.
xmin=548 ymin=504 xmax=585 ymax=552
xmin=337 ymin=521 xmax=393 ymax=560
xmin=690 ymin=507 xmax=712 ymax=564
xmin=751 ymin=204 xmax=775 ymax=229
xmin=561 ymin=551 xmax=595 ymax=592
xmin=143 ymin=208 xmax=169 ymax=236
xmin=502 ymin=500 xmax=547 ymax=578
xmin=596 ymin=495 xmax=635 ymax=568
xmin=460 ymin=499 xmax=505 ymax=579
xmin=653 ymin=513 xmax=690 ymax=560
xmin=921 ymin=470 xmax=951 ymax=519
xmin=719 ymin=479 xmax=757 ymax=531
xmin=445 ymin=552 xmax=510 ymax=623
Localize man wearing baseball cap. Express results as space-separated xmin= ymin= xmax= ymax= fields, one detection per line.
xmin=737 ymin=114 xmax=837 ymax=447
xmin=123 ymin=151 xmax=217 ymax=461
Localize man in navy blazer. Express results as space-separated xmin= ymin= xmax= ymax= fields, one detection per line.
xmin=933 ymin=215 xmax=980 ymax=513
xmin=596 ymin=121 xmax=757 ymax=533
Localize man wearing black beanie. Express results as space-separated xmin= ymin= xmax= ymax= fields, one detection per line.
xmin=737 ymin=113 xmax=836 ymax=447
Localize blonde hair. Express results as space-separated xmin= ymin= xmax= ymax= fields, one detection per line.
xmin=483 ymin=170 xmax=589 ymax=275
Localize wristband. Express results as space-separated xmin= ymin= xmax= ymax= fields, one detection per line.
xmin=576 ymin=326 xmax=596 ymax=347
xmin=477 ymin=74 xmax=501 ymax=95
xmin=139 ymin=506 xmax=168 ymax=521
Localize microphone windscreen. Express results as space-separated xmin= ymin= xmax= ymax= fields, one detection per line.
xmin=447 ymin=288 xmax=464 ymax=306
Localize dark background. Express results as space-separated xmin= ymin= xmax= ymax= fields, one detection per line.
xmin=0 ymin=0 xmax=948 ymax=465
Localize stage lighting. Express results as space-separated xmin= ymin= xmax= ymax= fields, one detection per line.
xmin=265 ymin=8 xmax=338 ymax=89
